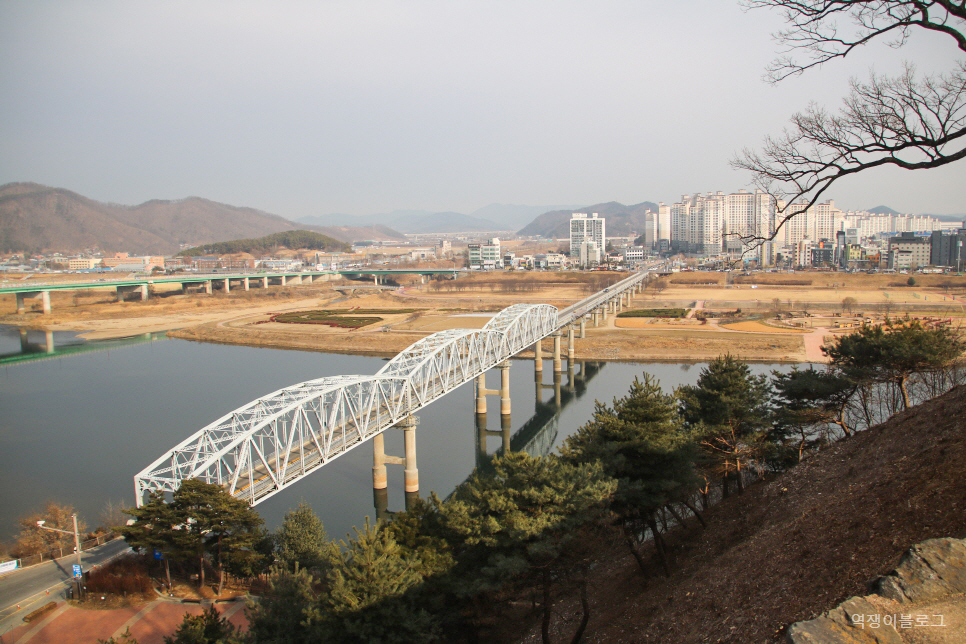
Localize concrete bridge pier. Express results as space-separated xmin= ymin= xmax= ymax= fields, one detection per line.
xmin=371 ymin=414 xmax=420 ymax=513
xmin=552 ymin=334 xmax=562 ymax=373
xmin=567 ymin=327 xmax=575 ymax=362
xmin=500 ymin=361 xmax=511 ymax=416
xmin=400 ymin=415 xmax=419 ymax=494
xmin=204 ymin=281 xmax=213 ymax=295
xmin=533 ymin=341 xmax=544 ymax=375
xmin=476 ymin=365 xmax=510 ymax=416
xmin=243 ymin=277 xmax=250 ymax=291
xmin=262 ymin=276 xmax=269 ymax=288
xmin=280 ymin=275 xmax=287 ymax=286
xmin=17 ymin=290 xmax=53 ymax=314
xmin=579 ymin=319 xmax=586 ymax=338
xmin=223 ymin=278 xmax=230 ymax=293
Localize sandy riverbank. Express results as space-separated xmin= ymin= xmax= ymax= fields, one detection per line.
xmin=6 ymin=271 xmax=962 ymax=363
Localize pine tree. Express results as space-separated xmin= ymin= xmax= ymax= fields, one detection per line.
xmin=274 ymin=503 xmax=339 ymax=575
xmin=441 ymin=452 xmax=615 ymax=644
xmin=246 ymin=566 xmax=319 ymax=644
xmin=317 ymin=518 xmax=440 ymax=644
xmin=562 ymin=374 xmax=700 ymax=576
xmin=677 ymin=355 xmax=772 ymax=497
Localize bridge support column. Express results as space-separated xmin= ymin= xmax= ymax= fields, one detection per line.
xmin=374 ymin=275 xmax=379 ymax=285
xmin=399 ymin=415 xmax=419 ymax=494
xmin=579 ymin=319 xmax=586 ymax=338
xmin=140 ymin=284 xmax=149 ymax=301
xmin=262 ymin=276 xmax=269 ymax=288
xmin=567 ymin=327 xmax=575 ymax=362
xmin=533 ymin=341 xmax=543 ymax=374
xmin=372 ymin=433 xmax=388 ymax=490
xmin=552 ymin=334 xmax=562 ymax=373
xmin=500 ymin=361 xmax=511 ymax=416
xmin=243 ymin=277 xmax=250 ymax=291
xmin=280 ymin=275 xmax=287 ymax=286
xmin=476 ymin=372 xmax=500 ymax=414
xmin=223 ymin=278 xmax=230 ymax=293
xmin=205 ymin=281 xmax=213 ymax=294
xmin=41 ymin=291 xmax=51 ymax=314
xmin=15 ymin=293 xmax=25 ymax=314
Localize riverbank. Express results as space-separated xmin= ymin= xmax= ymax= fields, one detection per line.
xmin=5 ymin=271 xmax=964 ymax=363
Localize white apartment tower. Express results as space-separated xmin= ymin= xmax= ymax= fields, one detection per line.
xmin=570 ymin=213 xmax=605 ymax=265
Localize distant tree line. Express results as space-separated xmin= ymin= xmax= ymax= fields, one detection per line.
xmin=177 ymin=230 xmax=350 ymax=257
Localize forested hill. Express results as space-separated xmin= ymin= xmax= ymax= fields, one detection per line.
xmin=517 ymin=201 xmax=659 ymax=238
xmin=177 ymin=230 xmax=350 ymax=257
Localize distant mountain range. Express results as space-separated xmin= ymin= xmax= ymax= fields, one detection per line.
xmin=0 ymin=183 xmax=405 ymax=254
xmin=517 ymin=201 xmax=660 ymax=238
xmin=298 ymin=203 xmax=579 ymax=235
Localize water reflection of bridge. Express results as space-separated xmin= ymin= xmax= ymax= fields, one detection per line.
xmin=374 ymin=361 xmax=605 ymax=518
xmin=479 ymin=360 xmax=604 ymax=463
xmin=0 ymin=329 xmax=164 ymax=366
xmin=135 ymin=270 xmax=653 ymax=513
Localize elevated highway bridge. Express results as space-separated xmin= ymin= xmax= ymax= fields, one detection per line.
xmin=133 ymin=270 xmax=651 ymax=508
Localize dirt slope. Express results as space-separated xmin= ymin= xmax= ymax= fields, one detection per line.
xmin=519 ymin=385 xmax=966 ymax=643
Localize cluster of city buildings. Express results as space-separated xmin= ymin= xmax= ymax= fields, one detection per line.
xmin=620 ymin=190 xmax=965 ymax=270
xmin=3 ymin=191 xmax=963 ymax=275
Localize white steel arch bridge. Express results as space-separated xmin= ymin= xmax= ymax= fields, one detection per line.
xmin=134 ymin=270 xmax=649 ymax=507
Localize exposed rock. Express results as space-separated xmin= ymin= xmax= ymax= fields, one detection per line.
xmin=787 ymin=538 xmax=966 ymax=643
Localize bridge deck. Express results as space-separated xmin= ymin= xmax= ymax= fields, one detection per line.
xmin=133 ymin=271 xmax=648 ymax=506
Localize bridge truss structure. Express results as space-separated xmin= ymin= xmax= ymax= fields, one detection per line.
xmin=134 ymin=271 xmax=648 ymax=507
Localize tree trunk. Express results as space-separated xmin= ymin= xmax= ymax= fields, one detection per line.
xmin=199 ymin=551 xmax=205 ymax=588
xmin=735 ymin=460 xmax=745 ymax=494
xmin=217 ymin=535 xmax=225 ymax=597
xmin=665 ymin=504 xmax=687 ymax=529
xmin=646 ymin=514 xmax=671 ymax=577
xmin=164 ymin=557 xmax=172 ymax=590
xmin=542 ymin=568 xmax=552 ymax=644
xmin=623 ymin=529 xmax=648 ymax=573
xmin=681 ymin=500 xmax=706 ymax=528
xmin=899 ymin=375 xmax=910 ymax=410
xmin=721 ymin=472 xmax=730 ymax=499
xmin=569 ymin=577 xmax=590 ymax=644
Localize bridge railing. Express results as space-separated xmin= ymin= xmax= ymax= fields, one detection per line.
xmin=134 ymin=304 xmax=559 ymax=506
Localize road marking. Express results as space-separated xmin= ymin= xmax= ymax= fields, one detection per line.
xmin=12 ymin=602 xmax=68 ymax=644
xmin=109 ymin=601 xmax=159 ymax=642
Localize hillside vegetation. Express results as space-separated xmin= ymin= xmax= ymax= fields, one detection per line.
xmin=177 ymin=230 xmax=349 ymax=257
xmin=517 ymin=200 xmax=659 ymax=238
xmin=0 ymin=182 xmax=399 ymax=254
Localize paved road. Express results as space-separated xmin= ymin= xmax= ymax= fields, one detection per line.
xmin=0 ymin=538 xmax=130 ymax=638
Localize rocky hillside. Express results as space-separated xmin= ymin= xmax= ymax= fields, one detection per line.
xmin=0 ymin=183 xmax=402 ymax=254
xmin=516 ymin=200 xmax=659 ymax=238
xmin=509 ymin=384 xmax=966 ymax=643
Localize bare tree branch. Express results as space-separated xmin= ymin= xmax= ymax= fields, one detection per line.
xmin=733 ymin=1 xmax=966 ymax=256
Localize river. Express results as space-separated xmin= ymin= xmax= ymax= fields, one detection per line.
xmin=0 ymin=325 xmax=797 ymax=546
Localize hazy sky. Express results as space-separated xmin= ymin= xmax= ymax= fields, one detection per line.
xmin=1 ymin=1 xmax=963 ymax=218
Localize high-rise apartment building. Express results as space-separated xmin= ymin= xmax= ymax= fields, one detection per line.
xmin=570 ymin=213 xmax=605 ymax=267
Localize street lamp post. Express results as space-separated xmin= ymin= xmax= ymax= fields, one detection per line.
xmin=37 ymin=514 xmax=81 ymax=568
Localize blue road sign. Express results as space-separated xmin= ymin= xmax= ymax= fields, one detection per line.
xmin=72 ymin=564 xmax=82 ymax=578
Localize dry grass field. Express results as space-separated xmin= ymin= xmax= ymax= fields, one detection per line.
xmin=2 ymin=271 xmax=963 ymax=362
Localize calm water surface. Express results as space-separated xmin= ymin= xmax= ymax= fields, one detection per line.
xmin=0 ymin=326 xmax=794 ymax=544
